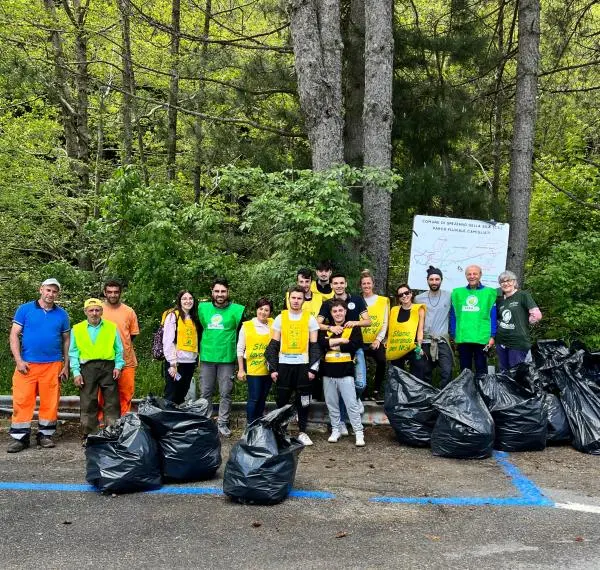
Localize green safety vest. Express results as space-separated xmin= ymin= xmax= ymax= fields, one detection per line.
xmin=197 ymin=302 xmax=244 ymax=363
xmin=72 ymin=320 xmax=117 ymax=361
xmin=451 ymin=286 xmax=497 ymax=344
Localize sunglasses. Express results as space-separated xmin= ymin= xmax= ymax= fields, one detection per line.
xmin=397 ymin=291 xmax=411 ymax=297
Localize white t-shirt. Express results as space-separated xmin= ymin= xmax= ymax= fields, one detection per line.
xmin=272 ymin=311 xmax=319 ymax=364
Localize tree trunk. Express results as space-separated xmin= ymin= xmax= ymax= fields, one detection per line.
xmin=362 ymin=0 xmax=393 ymax=293
xmin=507 ymin=0 xmax=540 ymax=283
xmin=193 ymin=0 xmax=212 ymax=202
xmin=288 ymin=0 xmax=344 ymax=170
xmin=343 ymin=0 xmax=365 ymax=167
xmin=118 ymin=0 xmax=134 ymax=164
xmin=166 ymin=0 xmax=181 ymax=181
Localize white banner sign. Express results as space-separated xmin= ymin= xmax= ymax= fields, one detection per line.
xmin=407 ymin=215 xmax=510 ymax=291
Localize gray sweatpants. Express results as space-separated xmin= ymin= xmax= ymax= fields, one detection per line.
xmin=199 ymin=362 xmax=235 ymax=426
xmin=324 ymin=375 xmax=364 ymax=435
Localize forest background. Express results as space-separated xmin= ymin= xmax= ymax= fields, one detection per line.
xmin=0 ymin=0 xmax=599 ymax=394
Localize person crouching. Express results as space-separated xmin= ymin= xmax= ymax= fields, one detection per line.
xmin=318 ymin=299 xmax=365 ymax=447
xmin=69 ymin=298 xmax=124 ymax=444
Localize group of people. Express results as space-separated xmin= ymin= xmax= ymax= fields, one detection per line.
xmin=7 ymin=260 xmax=542 ymax=453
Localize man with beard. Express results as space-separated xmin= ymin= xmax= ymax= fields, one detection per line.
xmin=415 ymin=266 xmax=454 ymax=387
xmin=285 ymin=268 xmax=323 ymax=318
xmin=102 ymin=279 xmax=139 ymax=414
xmin=311 ymin=260 xmax=334 ymax=300
xmin=198 ymin=278 xmax=245 ymax=437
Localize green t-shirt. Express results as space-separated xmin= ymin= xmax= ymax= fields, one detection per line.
xmin=496 ymin=290 xmax=538 ymax=349
xmin=197 ymin=302 xmax=245 ymax=363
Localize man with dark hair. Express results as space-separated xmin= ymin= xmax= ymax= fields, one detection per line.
xmin=318 ymin=273 xmax=371 ymax=429
xmin=198 ymin=278 xmax=245 ymax=437
xmin=266 ymin=286 xmax=321 ymax=446
xmin=285 ymin=268 xmax=323 ymax=318
xmin=102 ymin=279 xmax=139 ymax=414
xmin=415 ymin=266 xmax=454 ymax=387
xmin=8 ymin=278 xmax=70 ymax=452
xmin=312 ymin=260 xmax=334 ymax=300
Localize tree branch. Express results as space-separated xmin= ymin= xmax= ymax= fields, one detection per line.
xmin=533 ymin=165 xmax=600 ymax=211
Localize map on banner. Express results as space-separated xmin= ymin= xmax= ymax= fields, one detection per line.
xmin=407 ymin=215 xmax=510 ymax=291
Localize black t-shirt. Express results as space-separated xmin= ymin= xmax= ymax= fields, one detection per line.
xmin=318 ymin=325 xmax=363 ymax=378
xmin=319 ymin=294 xmax=368 ymax=324
xmin=316 ymin=282 xmax=333 ymax=295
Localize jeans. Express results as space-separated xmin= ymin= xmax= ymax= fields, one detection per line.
xmin=422 ymin=342 xmax=454 ymax=388
xmin=324 ymin=376 xmax=364 ymax=435
xmin=200 ymin=362 xmax=235 ymax=426
xmin=246 ymin=374 xmax=272 ymax=425
xmin=496 ymin=345 xmax=530 ymax=371
xmin=457 ymin=343 xmax=488 ymax=375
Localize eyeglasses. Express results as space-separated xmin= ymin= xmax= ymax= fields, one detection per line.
xmin=397 ymin=291 xmax=411 ymax=297
xmin=499 ymin=279 xmax=515 ymax=284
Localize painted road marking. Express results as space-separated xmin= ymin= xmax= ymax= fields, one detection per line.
xmin=370 ymin=451 xmax=555 ymax=507
xmin=555 ymin=502 xmax=600 ymax=514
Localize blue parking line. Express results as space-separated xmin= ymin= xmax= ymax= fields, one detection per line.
xmin=0 ymin=481 xmax=334 ymax=500
xmin=370 ymin=450 xmax=554 ymax=507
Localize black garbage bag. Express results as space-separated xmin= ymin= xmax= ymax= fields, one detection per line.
xmin=86 ymin=413 xmax=162 ymax=494
xmin=138 ymin=396 xmax=221 ymax=481
xmin=532 ymin=339 xmax=571 ymax=370
xmin=431 ymin=370 xmax=495 ymax=459
xmin=478 ymin=364 xmax=547 ymax=452
xmin=553 ymin=351 xmax=600 ymax=455
xmin=384 ymin=367 xmax=439 ymax=447
xmin=223 ymin=405 xmax=304 ymax=505
xmin=544 ymin=393 xmax=572 ymax=444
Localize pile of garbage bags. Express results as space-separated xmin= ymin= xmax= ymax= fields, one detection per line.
xmin=86 ymin=397 xmax=222 ymax=494
xmin=223 ymin=405 xmax=305 ymax=505
xmin=384 ymin=340 xmax=600 ymax=457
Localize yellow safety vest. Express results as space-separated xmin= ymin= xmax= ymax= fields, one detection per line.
xmin=242 ymin=318 xmax=273 ymax=376
xmin=311 ymin=281 xmax=335 ymax=301
xmin=386 ymin=304 xmax=426 ymax=361
xmin=176 ymin=314 xmax=198 ymax=353
xmin=362 ymin=295 xmax=390 ymax=344
xmin=72 ymin=320 xmax=117 ymax=361
xmin=280 ymin=310 xmax=310 ymax=354
xmin=286 ymin=291 xmax=323 ymax=318
xmin=324 ymin=327 xmax=353 ymax=363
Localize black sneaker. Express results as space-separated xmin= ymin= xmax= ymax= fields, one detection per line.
xmin=37 ymin=435 xmax=56 ymax=449
xmin=7 ymin=438 xmax=29 ymax=453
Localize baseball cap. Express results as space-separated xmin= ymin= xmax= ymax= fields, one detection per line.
xmin=41 ymin=278 xmax=61 ymax=290
xmin=84 ymin=298 xmax=103 ymax=309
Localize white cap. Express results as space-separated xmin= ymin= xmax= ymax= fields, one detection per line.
xmin=41 ymin=278 xmax=61 ymax=290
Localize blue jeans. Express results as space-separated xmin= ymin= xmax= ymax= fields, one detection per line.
xmin=246 ymin=374 xmax=272 ymax=425
xmin=340 ymin=349 xmax=366 ymax=422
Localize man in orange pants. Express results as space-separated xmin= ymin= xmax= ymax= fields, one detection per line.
xmin=8 ymin=278 xmax=70 ymax=453
xmin=100 ymin=279 xmax=139 ymax=415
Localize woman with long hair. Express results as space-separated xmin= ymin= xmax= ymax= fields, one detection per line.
xmin=163 ymin=290 xmax=201 ymax=404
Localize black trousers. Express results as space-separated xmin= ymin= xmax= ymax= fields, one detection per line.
xmin=363 ymin=343 xmax=387 ymax=394
xmin=390 ymin=349 xmax=426 ymax=380
xmin=163 ymin=361 xmax=197 ymax=405
xmin=422 ymin=342 xmax=454 ymax=388
xmin=276 ymin=363 xmax=311 ymax=432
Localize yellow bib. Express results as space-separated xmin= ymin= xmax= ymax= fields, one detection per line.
xmin=280 ymin=310 xmax=310 ymax=354
xmin=286 ymin=291 xmax=323 ymax=318
xmin=310 ymin=281 xmax=334 ymax=301
xmin=386 ymin=304 xmax=425 ymax=361
xmin=176 ymin=314 xmax=198 ymax=353
xmin=362 ymin=295 xmax=390 ymax=344
xmin=324 ymin=327 xmax=353 ymax=363
xmin=243 ymin=318 xmax=273 ymax=376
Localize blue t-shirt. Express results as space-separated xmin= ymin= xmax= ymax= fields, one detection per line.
xmin=13 ymin=301 xmax=71 ymax=363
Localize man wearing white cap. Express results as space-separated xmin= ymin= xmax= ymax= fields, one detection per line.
xmin=69 ymin=298 xmax=125 ymax=442
xmin=8 ymin=278 xmax=70 ymax=453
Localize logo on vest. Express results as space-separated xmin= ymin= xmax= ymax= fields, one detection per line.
xmin=347 ymin=302 xmax=356 ymax=310
xmin=462 ymin=295 xmax=480 ymax=312
xmin=208 ymin=314 xmax=224 ymax=330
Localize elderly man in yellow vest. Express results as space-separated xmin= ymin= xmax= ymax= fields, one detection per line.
xmin=69 ymin=298 xmax=125 ymax=442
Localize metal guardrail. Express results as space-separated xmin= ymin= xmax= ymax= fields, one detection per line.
xmin=0 ymin=395 xmax=390 ymax=426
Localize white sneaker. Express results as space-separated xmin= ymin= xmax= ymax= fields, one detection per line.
xmin=328 ymin=429 xmax=341 ymax=443
xmin=297 ymin=432 xmax=313 ymax=446
xmin=339 ymin=424 xmax=349 ymax=437
xmin=355 ymin=433 xmax=365 ymax=447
